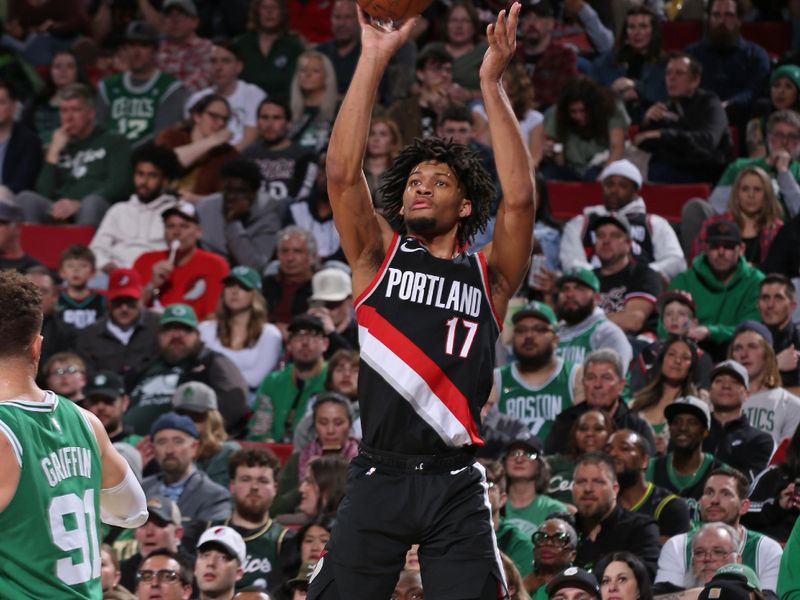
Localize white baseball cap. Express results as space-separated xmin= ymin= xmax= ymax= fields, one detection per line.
xmin=197 ymin=526 xmax=246 ymax=563
xmin=310 ymin=267 xmax=352 ymax=303
xmin=599 ymin=159 xmax=643 ymax=189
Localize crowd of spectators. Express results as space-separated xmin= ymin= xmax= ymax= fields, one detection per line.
xmin=2 ymin=0 xmax=800 ymax=598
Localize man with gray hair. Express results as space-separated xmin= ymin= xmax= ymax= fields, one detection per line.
xmin=545 ymin=349 xmax=656 ymax=454
xmin=16 ymin=83 xmax=132 ymax=225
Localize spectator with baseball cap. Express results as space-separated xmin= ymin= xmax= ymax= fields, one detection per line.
xmin=554 ymin=268 xmax=633 ymax=373
xmin=560 ymin=159 xmax=686 ymax=281
xmin=307 ymin=266 xmax=358 ymax=357
xmin=142 ymin=412 xmax=232 ymax=526
xmin=247 ymin=313 xmax=329 ymax=442
xmin=704 ymin=360 xmax=775 ymax=480
xmin=591 ymin=212 xmax=664 ymax=335
xmin=126 ymin=303 xmax=248 ymax=436
xmin=668 ymin=219 xmax=765 ymax=361
xmin=198 ymin=265 xmax=283 ymax=391
xmin=83 ymin=370 xmax=141 ymax=447
xmin=172 ymin=381 xmax=241 ymax=487
xmin=76 ymin=268 xmax=161 ymax=376
xmin=546 ymin=566 xmax=601 ymax=600
xmin=647 ymin=395 xmax=726 ymax=501
xmin=133 ymin=200 xmax=230 ymax=320
xmin=728 ymin=321 xmax=800 ymax=445
xmin=194 ymin=526 xmax=246 ymax=599
xmin=286 ymin=560 xmax=317 ymax=599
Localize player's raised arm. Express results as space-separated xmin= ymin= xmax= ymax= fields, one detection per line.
xmin=481 ymin=3 xmax=536 ymax=316
xmin=327 ymin=11 xmax=417 ymax=284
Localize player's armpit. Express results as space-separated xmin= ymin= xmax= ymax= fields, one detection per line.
xmin=0 ymin=427 xmax=21 ymax=513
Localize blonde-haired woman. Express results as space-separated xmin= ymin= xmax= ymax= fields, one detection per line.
xmin=692 ymin=166 xmax=784 ymax=268
xmin=364 ymin=116 xmax=402 ymax=201
xmin=289 ymin=51 xmax=338 ymax=151
xmin=171 ymin=382 xmax=241 ymax=487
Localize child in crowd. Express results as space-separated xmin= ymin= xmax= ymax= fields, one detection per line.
xmin=56 ymin=244 xmax=105 ymax=330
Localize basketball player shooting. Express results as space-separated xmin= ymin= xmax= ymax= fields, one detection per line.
xmin=0 ymin=270 xmax=148 ymax=598
xmin=307 ymin=3 xmax=535 ymax=599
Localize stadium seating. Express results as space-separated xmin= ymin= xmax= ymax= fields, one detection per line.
xmin=238 ymin=441 xmax=295 ymax=466
xmin=20 ymin=224 xmax=96 ymax=270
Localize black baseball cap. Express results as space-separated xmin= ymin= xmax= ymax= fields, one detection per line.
xmin=288 ymin=314 xmax=327 ymax=336
xmin=84 ymin=371 xmax=125 ymax=399
xmin=546 ymin=567 xmax=600 ymax=599
xmin=705 ymin=220 xmax=742 ymax=244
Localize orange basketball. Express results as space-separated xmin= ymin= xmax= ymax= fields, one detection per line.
xmin=357 ymin=0 xmax=433 ymax=22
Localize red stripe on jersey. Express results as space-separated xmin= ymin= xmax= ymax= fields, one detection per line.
xmin=356 ymin=304 xmax=484 ymax=446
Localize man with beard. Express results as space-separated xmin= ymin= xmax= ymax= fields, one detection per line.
xmin=76 ymin=268 xmax=161 ymax=376
xmin=656 ymin=468 xmax=784 ymax=593
xmin=210 ymin=448 xmax=289 ymax=592
xmin=91 ymin=144 xmax=180 ymax=273
xmin=669 ymin=220 xmax=764 ymax=360
xmin=757 ymin=275 xmax=800 ymax=392
xmin=605 ymin=429 xmax=691 ymax=544
xmin=560 ymin=159 xmax=686 ymax=280
xmin=545 ymin=349 xmax=655 ymax=455
xmin=571 ymin=452 xmax=661 ymax=578
xmin=592 ymin=214 xmax=663 ymax=335
xmin=125 ymin=304 xmax=248 ymax=436
xmin=247 ymin=314 xmax=329 ymax=442
xmin=133 ymin=201 xmax=230 ymax=320
xmin=243 ymin=98 xmax=318 ymax=204
xmin=686 ymin=0 xmax=769 ymax=125
xmin=490 ymin=301 xmax=580 ymax=440
xmin=554 ymin=268 xmax=632 ymax=371
xmin=197 ymin=158 xmax=283 ymax=272
xmin=142 ymin=413 xmax=232 ymax=526
xmin=84 ymin=370 xmax=141 ymax=446
xmin=647 ymin=395 xmax=725 ymax=505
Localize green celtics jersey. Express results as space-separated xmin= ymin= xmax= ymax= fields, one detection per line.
xmin=0 ymin=393 xmax=103 ymax=599
xmin=99 ymin=70 xmax=182 ymax=145
xmin=556 ymin=319 xmax=603 ymax=366
xmin=213 ymin=518 xmax=289 ymax=590
xmin=494 ymin=358 xmax=578 ymax=439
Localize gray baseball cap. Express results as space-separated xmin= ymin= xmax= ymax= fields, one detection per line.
xmin=665 ymin=395 xmax=711 ymax=429
xmin=172 ymin=381 xmax=217 ymax=413
xmin=710 ymin=359 xmax=749 ymax=389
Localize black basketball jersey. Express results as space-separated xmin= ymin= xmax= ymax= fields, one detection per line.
xmin=354 ymin=233 xmax=501 ymax=455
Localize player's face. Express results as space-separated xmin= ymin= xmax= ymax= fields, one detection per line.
xmin=46 ymin=360 xmax=87 ymax=397
xmin=572 ymin=462 xmax=618 ymax=519
xmin=163 ymin=214 xmax=202 ymax=252
xmin=59 ymin=97 xmax=95 ymax=139
xmin=137 ymin=555 xmax=190 ymax=600
xmin=257 ymin=102 xmax=290 ymax=143
xmin=593 ymin=224 xmax=629 ymax=265
xmin=135 ymin=516 xmax=181 ymax=556
xmin=223 ymin=282 xmax=255 ymax=313
xmin=391 ymin=570 xmax=424 ymax=600
xmin=668 ymin=413 xmax=706 ymax=450
xmin=709 ymin=373 xmax=746 ymax=411
xmin=100 ymin=548 xmax=119 ymax=592
xmin=330 ymin=358 xmax=358 ymax=398
xmin=574 ymin=410 xmax=611 ymax=453
xmin=401 ymin=161 xmax=471 ymax=237
xmin=661 ymin=301 xmax=693 ymax=335
xmin=700 ymin=475 xmax=746 ymax=525
xmin=134 ymin=161 xmax=169 ymax=203
xmin=153 ymin=428 xmax=199 ymax=478
xmin=298 ymin=466 xmax=321 ymax=516
xmin=210 ymin=45 xmax=242 ymax=87
xmin=758 ymin=283 xmax=796 ymax=327
xmin=195 ymin=547 xmax=242 ymax=594
xmin=604 ymin=431 xmax=644 ymax=475
xmin=730 ymin=331 xmax=768 ymax=381
xmin=511 ymin=316 xmax=557 ymax=364
xmin=660 ymin=340 xmax=693 ymax=383
xmin=231 ymin=465 xmax=277 ymax=519
xmin=300 ymin=524 xmax=330 ymax=561
xmin=59 ymin=258 xmax=94 ymax=288
xmin=601 ymin=175 xmax=638 ymax=210
xmin=314 ymin=401 xmax=351 ymax=449
xmin=583 ymin=362 xmax=624 ymax=412
xmin=691 ymin=528 xmax=738 ymax=585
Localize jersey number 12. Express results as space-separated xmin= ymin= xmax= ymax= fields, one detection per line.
xmin=48 ymin=489 xmax=101 ymax=585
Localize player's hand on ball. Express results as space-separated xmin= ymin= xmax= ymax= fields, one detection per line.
xmin=480 ymin=2 xmax=520 ymax=83
xmin=357 ymin=6 xmax=419 ymax=59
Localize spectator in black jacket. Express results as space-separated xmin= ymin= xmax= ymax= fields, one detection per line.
xmin=633 ymin=52 xmax=730 ymax=184
xmin=0 ymin=200 xmax=43 ymax=272
xmin=572 ymin=452 xmax=661 ymax=578
xmin=757 ymin=275 xmax=800 ymax=393
xmin=546 ymin=349 xmax=656 ymax=455
xmin=704 ymin=360 xmax=775 ymax=480
xmin=0 ymin=80 xmax=41 ymax=193
xmin=25 ymin=266 xmax=76 ymax=375
xmin=76 ymin=268 xmax=160 ymax=377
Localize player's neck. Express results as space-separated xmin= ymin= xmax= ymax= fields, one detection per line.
xmin=0 ymin=364 xmax=43 ymax=402
xmin=409 ymin=231 xmax=461 ymax=260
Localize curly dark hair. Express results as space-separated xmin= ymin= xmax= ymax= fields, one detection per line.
xmin=377 ymin=137 xmax=495 ymax=247
xmin=555 ymin=76 xmax=617 ymax=142
xmin=0 ymin=270 xmax=43 ymax=357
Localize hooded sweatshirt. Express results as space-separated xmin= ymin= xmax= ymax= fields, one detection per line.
xmin=668 ymin=254 xmax=763 ymax=344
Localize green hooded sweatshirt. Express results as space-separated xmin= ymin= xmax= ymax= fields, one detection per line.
xmin=668 ymin=254 xmax=764 ymax=344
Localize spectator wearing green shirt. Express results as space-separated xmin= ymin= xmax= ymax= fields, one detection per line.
xmin=248 ymin=313 xmax=329 ymax=442
xmin=17 ymin=83 xmax=132 ymax=225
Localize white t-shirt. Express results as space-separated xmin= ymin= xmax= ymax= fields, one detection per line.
xmin=198 ymin=320 xmax=283 ymax=389
xmin=186 ymin=80 xmax=267 ymax=146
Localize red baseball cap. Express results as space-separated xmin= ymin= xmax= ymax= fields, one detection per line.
xmin=108 ymin=268 xmax=143 ymax=301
